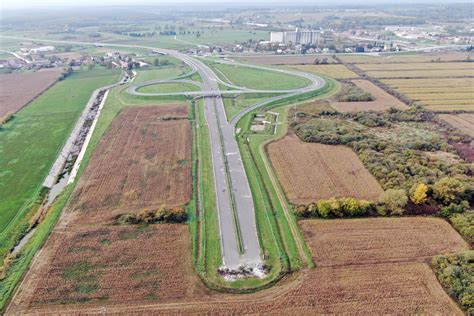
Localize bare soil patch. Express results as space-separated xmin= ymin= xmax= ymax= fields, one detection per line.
xmin=70 ymin=105 xmax=192 ymax=224
xmin=300 ymin=217 xmax=468 ymax=267
xmin=331 ymin=79 xmax=408 ymax=112
xmin=0 ymin=68 xmax=62 ymax=117
xmin=267 ymin=133 xmax=383 ymax=204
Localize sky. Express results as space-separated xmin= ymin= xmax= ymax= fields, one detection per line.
xmin=2 ymin=0 xmax=470 ymax=9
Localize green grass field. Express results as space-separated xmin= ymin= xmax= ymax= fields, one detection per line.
xmin=0 ymin=68 xmax=121 ymax=265
xmin=176 ymin=29 xmax=268 ymax=45
xmin=137 ymin=82 xmax=200 ymax=94
xmin=2 ymin=26 xmax=268 ymax=51
xmin=222 ymin=94 xmax=281 ymax=121
xmin=209 ymin=62 xmax=311 ymax=90
xmin=132 ymin=66 xmax=191 ymax=84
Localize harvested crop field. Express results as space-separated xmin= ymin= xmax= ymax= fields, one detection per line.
xmin=300 ymin=217 xmax=468 ymax=267
xmin=9 ymin=218 xmax=465 ymax=314
xmin=353 ymin=60 xmax=474 ymax=111
xmin=0 ymin=68 xmax=62 ymax=117
xmin=70 ymin=105 xmax=192 ymax=223
xmin=439 ymin=113 xmax=474 ymax=137
xmin=7 ymin=224 xmax=210 ymax=313
xmin=267 ymin=133 xmax=383 ymax=204
xmin=357 ymin=61 xmax=474 ymax=71
xmin=289 ymin=64 xmax=358 ymax=79
xmin=331 ymin=79 xmax=408 ymax=112
xmin=339 ymin=52 xmax=473 ymax=64
xmin=364 ymin=68 xmax=474 ymax=79
xmin=234 ymin=54 xmax=338 ymax=65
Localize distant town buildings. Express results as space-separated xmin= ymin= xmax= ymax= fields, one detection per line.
xmin=270 ymin=28 xmax=321 ymax=45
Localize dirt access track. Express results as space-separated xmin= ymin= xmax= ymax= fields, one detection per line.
xmin=267 ymin=133 xmax=384 ymax=204
xmin=9 ymin=216 xmax=466 ymax=314
xmin=0 ymin=68 xmax=62 ymax=118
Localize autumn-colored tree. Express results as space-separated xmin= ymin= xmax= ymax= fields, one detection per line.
xmin=411 ymin=183 xmax=428 ymax=204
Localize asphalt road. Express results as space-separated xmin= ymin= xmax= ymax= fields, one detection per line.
xmin=183 ymin=56 xmax=262 ymax=269
xmin=128 ymin=54 xmax=326 ymax=270
xmin=0 ymin=35 xmax=324 ymax=271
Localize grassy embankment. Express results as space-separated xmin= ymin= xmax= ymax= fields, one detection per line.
xmin=137 ymin=82 xmax=200 ymax=94
xmin=0 ymin=68 xmax=121 ymax=311
xmin=208 ymin=61 xmax=312 ymax=91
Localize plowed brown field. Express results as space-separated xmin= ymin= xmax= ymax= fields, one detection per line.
xmin=267 ymin=133 xmax=383 ymax=204
xmin=9 ymin=218 xmax=465 ymax=314
xmin=8 ymin=224 xmax=207 ymax=312
xmin=300 ymin=217 xmax=468 ymax=267
xmin=331 ymin=79 xmax=408 ymax=112
xmin=70 ymin=105 xmax=191 ymax=224
xmin=0 ymin=68 xmax=62 ymax=117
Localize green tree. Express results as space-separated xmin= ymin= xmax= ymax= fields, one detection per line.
xmin=433 ymin=177 xmax=465 ymax=205
xmin=377 ymin=189 xmax=408 ymax=215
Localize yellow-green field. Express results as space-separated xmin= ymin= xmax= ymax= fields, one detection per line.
xmin=381 ymin=78 xmax=474 ymax=111
xmin=289 ymin=64 xmax=358 ymax=79
xmin=365 ymin=68 xmax=474 ymax=79
xmin=339 ymin=52 xmax=473 ymax=64
xmin=357 ymin=62 xmax=474 ymax=71
xmin=348 ymin=55 xmax=474 ymax=111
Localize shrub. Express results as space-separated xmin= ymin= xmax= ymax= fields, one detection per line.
xmin=336 ymin=82 xmax=374 ymax=102
xmin=449 ymin=212 xmax=474 ymax=243
xmin=440 ymin=201 xmax=470 ymax=217
xmin=431 ymin=251 xmax=474 ymax=314
xmin=0 ymin=112 xmax=14 ymax=129
xmin=291 ymin=107 xmax=471 ymax=195
xmin=377 ymin=189 xmax=408 ymax=215
xmin=116 ymin=205 xmax=187 ymax=224
xmin=433 ymin=177 xmax=466 ymax=205
xmin=295 ymin=197 xmax=374 ymax=218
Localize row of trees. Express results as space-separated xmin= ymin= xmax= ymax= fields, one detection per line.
xmin=57 ymin=66 xmax=73 ymax=81
xmin=116 ymin=205 xmax=187 ymax=224
xmin=295 ymin=177 xmax=471 ymax=219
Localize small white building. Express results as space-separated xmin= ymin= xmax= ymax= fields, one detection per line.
xmin=29 ymin=46 xmax=55 ymax=54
